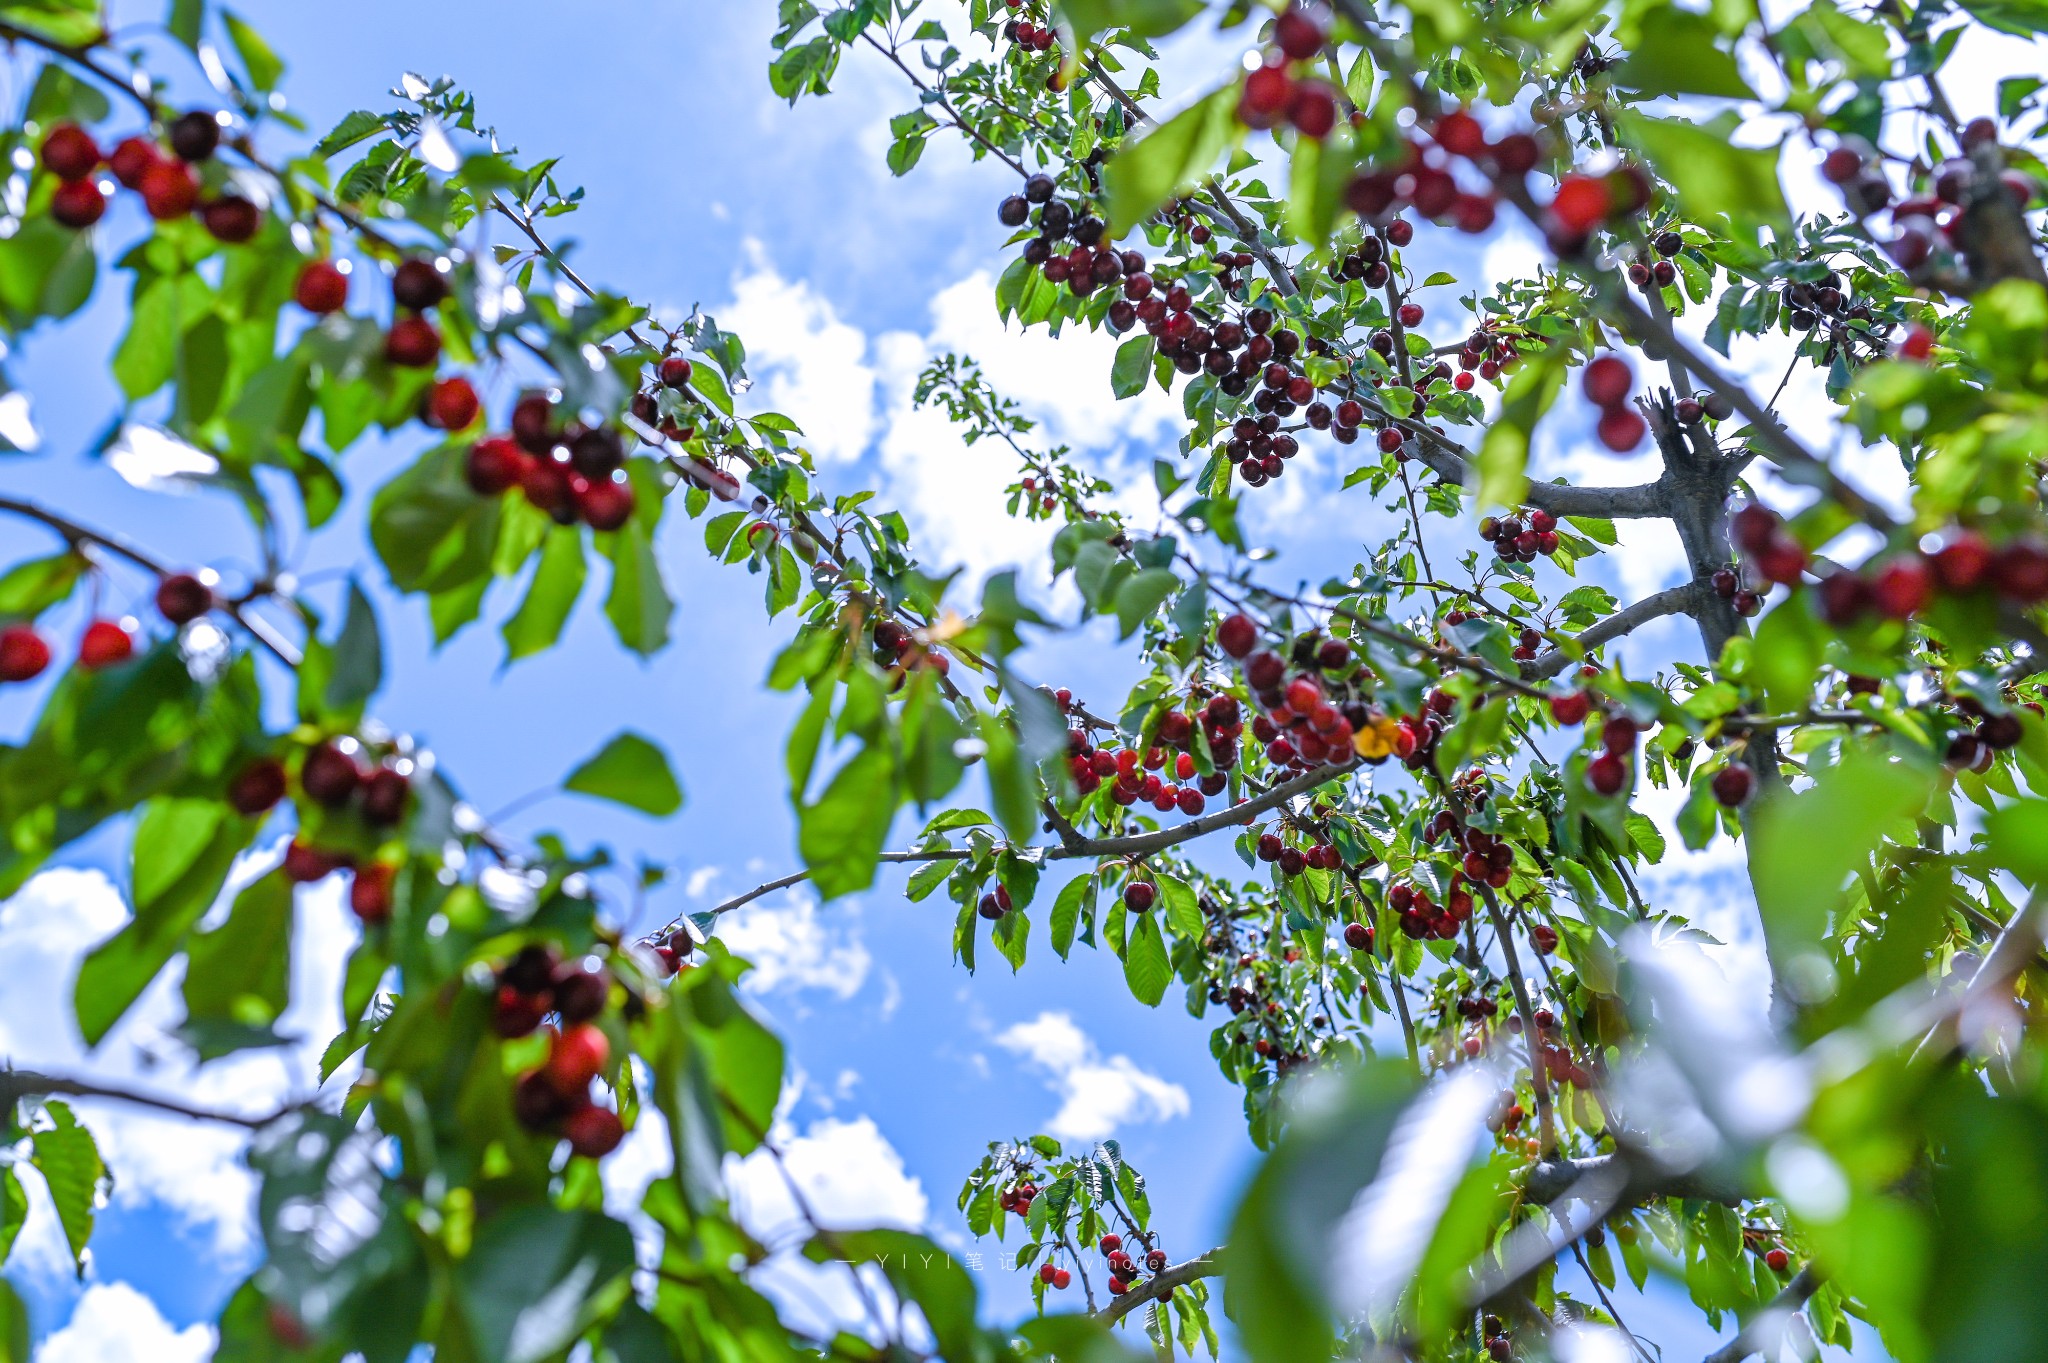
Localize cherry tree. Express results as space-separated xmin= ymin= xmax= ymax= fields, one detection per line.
xmin=0 ymin=0 xmax=2045 ymax=1359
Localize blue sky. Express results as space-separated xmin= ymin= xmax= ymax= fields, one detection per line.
xmin=7 ymin=0 xmax=2021 ymax=1355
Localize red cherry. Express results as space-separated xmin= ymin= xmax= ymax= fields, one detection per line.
xmin=1991 ymin=538 xmax=2048 ymax=604
xmin=108 ymin=137 xmax=160 ymax=189
xmin=155 ymin=572 xmax=213 ymax=624
xmin=300 ymin=741 xmax=363 ymax=808
xmin=658 ymin=355 xmax=694 ymax=389
xmin=1870 ymin=555 xmax=1931 ymax=619
xmin=466 ymin=437 xmax=529 ymax=495
xmin=1596 ymin=408 xmax=1646 ymax=452
xmin=200 ymin=196 xmax=261 ymax=243
xmin=1898 ymin=324 xmax=1934 ymax=361
xmin=294 ymin=260 xmax=349 ymax=314
xmin=350 ymin=863 xmax=394 ymax=924
xmin=1531 ymin=924 xmax=1559 ymax=954
xmin=1286 ymin=81 xmax=1339 ymax=139
xmin=1274 ymin=5 xmax=1327 ymax=58
xmin=1586 ymin=752 xmax=1627 ymax=796
xmin=361 ymin=767 xmax=411 ymax=826
xmin=1712 ymin=765 xmax=1755 ymax=807
xmin=562 ymin=1104 xmax=625 ymax=1158
xmin=578 ymin=475 xmax=637 ymax=531
xmin=1764 ymin=1247 xmax=1790 ymax=1273
xmin=385 ymin=316 xmax=441 ymax=368
xmin=1549 ymin=691 xmax=1589 ymax=726
xmin=0 ymin=626 xmax=52 ymax=682
xmin=1100 ymin=1234 xmax=1121 ymax=1253
xmin=1549 ymin=174 xmax=1612 ymax=234
xmin=391 ymin=258 xmax=450 ymax=311
xmin=1053 ymin=1269 xmax=1071 ymax=1290
xmin=423 ymin=376 xmax=480 ymax=431
xmin=40 ymin=123 xmax=100 ymax=180
xmin=77 ymin=619 xmax=134 ymax=669
xmin=1241 ymin=65 xmax=1292 ymax=118
xmin=140 ymin=159 xmax=200 ymax=220
xmin=283 ymin=840 xmax=343 ymax=883
xmin=493 ymin=984 xmax=550 ymax=1038
xmin=544 ymin=1023 xmax=611 ymax=1098
xmin=229 ymin=758 xmax=288 ymax=816
xmin=50 ymin=178 xmax=106 ymax=229
xmin=1433 ymin=109 xmax=1487 ymax=158
xmin=1581 ymin=355 xmax=1632 ymax=408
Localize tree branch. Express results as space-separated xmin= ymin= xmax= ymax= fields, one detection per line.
xmin=0 ymin=1066 xmax=301 ymax=1129
xmin=658 ymin=760 xmax=1360 ymax=935
xmin=1524 ymin=581 xmax=1704 ymax=680
xmin=1093 ymin=1251 xmax=1222 ymax=1326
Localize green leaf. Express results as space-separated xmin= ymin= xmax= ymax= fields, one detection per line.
xmin=1613 ymin=11 xmax=1755 ymax=97
xmin=1475 ymin=349 xmax=1564 ymax=513
xmin=799 ymin=744 xmax=897 ymax=899
xmin=603 ymin=516 xmax=672 ymax=657
xmin=1050 ymin=873 xmax=1093 ymax=960
xmin=502 ymin=527 xmax=587 ymax=663
xmin=1123 ymin=911 xmax=1172 ymax=1005
xmin=1059 ymin=0 xmax=1203 ymax=45
xmin=323 ymin=580 xmax=383 ymax=715
xmin=167 ymin=0 xmax=204 ymax=48
xmin=314 ymin=109 xmax=387 ymax=157
xmin=455 ymin=1207 xmax=637 ymax=1363
xmin=1617 ymin=110 xmax=1790 ymax=232
xmin=1112 ymin=334 xmax=1156 ymax=399
xmin=74 ymin=800 xmax=251 ymax=1046
xmin=0 ymin=0 xmax=104 ymax=46
xmin=1955 ymin=0 xmax=2048 ymax=34
xmin=0 ymin=550 xmax=87 ymax=619
xmin=1104 ymin=86 xmax=1238 ymax=233
xmin=1114 ymin=567 xmax=1179 ymax=638
xmin=1157 ymin=872 xmax=1202 ymax=938
xmin=30 ymin=1102 xmax=105 ymax=1273
xmin=0 ymin=1166 xmax=23 ymax=1268
xmin=1751 ymin=744 xmax=1936 ymax=962
xmin=370 ymin=446 xmax=503 ymax=595
xmin=221 ymin=10 xmax=284 ymax=89
xmin=565 ymin=732 xmax=684 ymax=817
xmin=182 ymin=869 xmax=293 ymax=1029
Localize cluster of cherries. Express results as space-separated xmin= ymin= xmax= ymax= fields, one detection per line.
xmin=1235 ymin=6 xmax=1343 ymax=140
xmin=1100 ymin=1233 xmax=1167 ymax=1296
xmin=1217 ymin=613 xmax=1419 ymax=768
xmin=41 ymin=112 xmax=256 ymax=240
xmin=295 ymin=738 xmax=415 ymax=922
xmin=1624 ymin=230 xmax=1687 ymax=292
xmin=1448 ymin=322 xmax=1523 ymax=386
xmin=294 ymin=252 xmax=446 ymax=369
xmin=1344 ymin=110 xmax=1542 ymax=236
xmin=1826 ymin=116 xmax=2037 ymax=277
xmin=0 ymin=569 xmax=214 ymax=686
xmin=493 ymin=944 xmax=627 ymax=1158
xmin=871 ymin=618 xmax=953 ymax=684
xmin=1254 ymin=828 xmax=1348 ymax=878
xmin=998 ymin=0 xmax=1059 ymax=55
xmin=1942 ymin=693 xmax=2029 ymax=774
xmin=1480 ymin=1315 xmax=1517 ymax=1361
xmin=463 ymin=387 xmax=638 ymax=531
xmin=1477 ymin=507 xmax=1562 ymax=563
xmin=1732 ymin=504 xmax=2048 ymax=623
xmin=1579 ymin=353 xmax=1647 ymax=452
xmin=1064 ymin=713 xmax=1230 ymax=814
xmin=998 ymin=174 xmax=1126 ymax=298
xmin=998 ymin=1175 xmax=1039 ymax=1218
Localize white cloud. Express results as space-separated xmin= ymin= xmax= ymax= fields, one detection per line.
xmin=715 ymin=891 xmax=871 ymax=1001
xmin=0 ymin=849 xmax=360 ymax=1270
xmin=719 ymin=242 xmax=880 ymax=464
xmin=730 ymin=1115 xmax=929 ymax=1241
xmin=36 ymin=1282 xmax=214 ymax=1363
xmin=995 ymin=1012 xmax=1189 ymax=1141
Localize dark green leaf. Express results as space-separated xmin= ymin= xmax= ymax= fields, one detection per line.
xmin=565 ymin=732 xmax=684 ymax=816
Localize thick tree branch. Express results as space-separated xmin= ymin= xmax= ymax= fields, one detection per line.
xmin=1524 ymin=582 xmax=1704 ymax=680
xmin=1093 ymin=1251 xmax=1222 ymax=1325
